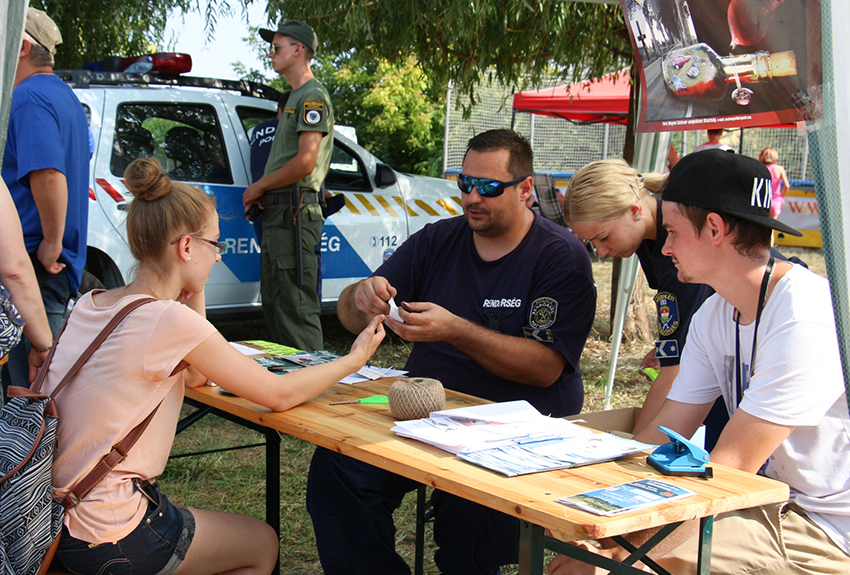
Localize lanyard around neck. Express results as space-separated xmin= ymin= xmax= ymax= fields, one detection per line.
xmin=735 ymin=255 xmax=776 ymax=407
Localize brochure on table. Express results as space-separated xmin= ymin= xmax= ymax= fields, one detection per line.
xmin=392 ymin=401 xmax=655 ymax=475
xmin=557 ymin=478 xmax=696 ymax=516
xmin=226 ymin=341 xmax=407 ymax=383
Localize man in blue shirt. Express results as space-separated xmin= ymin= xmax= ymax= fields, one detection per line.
xmin=2 ymin=8 xmax=90 ymax=390
xmin=307 ymin=129 xmax=596 ymax=574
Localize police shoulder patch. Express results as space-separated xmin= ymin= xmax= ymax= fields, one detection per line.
xmin=523 ymin=327 xmax=554 ymax=343
xmin=303 ymin=100 xmax=324 ymax=125
xmin=529 ymin=297 xmax=558 ymax=329
xmin=653 ymin=291 xmax=680 ymax=337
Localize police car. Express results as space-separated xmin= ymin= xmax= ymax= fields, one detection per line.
xmin=60 ymin=53 xmax=461 ymax=319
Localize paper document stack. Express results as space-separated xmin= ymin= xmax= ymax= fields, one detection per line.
xmin=392 ymin=401 xmax=655 ymax=476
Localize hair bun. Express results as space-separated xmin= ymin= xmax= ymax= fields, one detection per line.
xmin=124 ymin=157 xmax=171 ymax=201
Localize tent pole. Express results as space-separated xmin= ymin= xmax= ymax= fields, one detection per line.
xmin=442 ymin=81 xmax=452 ymax=178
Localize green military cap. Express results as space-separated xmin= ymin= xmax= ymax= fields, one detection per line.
xmin=259 ymin=19 xmax=319 ymax=53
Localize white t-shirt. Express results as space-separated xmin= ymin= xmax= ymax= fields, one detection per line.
xmin=44 ymin=293 xmax=216 ymax=543
xmin=692 ymin=142 xmax=734 ymax=153
xmin=669 ymin=264 xmax=850 ymax=554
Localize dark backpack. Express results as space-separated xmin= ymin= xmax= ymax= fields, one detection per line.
xmin=0 ymin=298 xmax=157 ymax=575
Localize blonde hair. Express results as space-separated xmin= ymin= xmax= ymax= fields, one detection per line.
xmin=124 ymin=158 xmax=216 ymax=263
xmin=758 ymin=147 xmax=779 ymax=165
xmin=564 ymin=159 xmax=667 ymax=223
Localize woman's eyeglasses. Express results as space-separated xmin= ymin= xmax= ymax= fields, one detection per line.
xmin=171 ymin=234 xmax=227 ymax=255
xmin=456 ymin=174 xmax=528 ymax=197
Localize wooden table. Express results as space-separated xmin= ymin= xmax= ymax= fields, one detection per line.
xmin=183 ymin=377 xmax=789 ymax=575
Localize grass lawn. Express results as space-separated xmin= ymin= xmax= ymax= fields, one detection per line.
xmin=162 ymin=246 xmax=825 ymax=574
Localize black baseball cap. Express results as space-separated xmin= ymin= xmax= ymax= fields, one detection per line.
xmin=259 ymin=19 xmax=319 ymax=53
xmin=663 ymin=148 xmax=802 ymax=237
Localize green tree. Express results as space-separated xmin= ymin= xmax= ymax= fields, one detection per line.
xmin=234 ymin=28 xmax=445 ymax=175
xmin=266 ymin=0 xmax=632 ymax=107
xmin=33 ymin=0 xmax=200 ymax=69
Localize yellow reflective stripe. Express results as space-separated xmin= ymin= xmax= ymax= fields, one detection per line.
xmin=413 ymin=199 xmax=440 ymax=216
xmin=374 ymin=195 xmax=400 ymax=217
xmin=452 ymin=196 xmax=462 ymax=208
xmin=436 ymin=198 xmax=459 ymax=216
xmin=394 ymin=196 xmax=417 ymax=216
xmin=354 ymin=194 xmax=380 ymax=216
xmin=343 ymin=196 xmax=361 ymax=215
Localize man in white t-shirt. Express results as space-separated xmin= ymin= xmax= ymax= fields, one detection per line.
xmin=692 ymin=128 xmax=733 ymax=153
xmin=549 ymin=149 xmax=850 ymax=575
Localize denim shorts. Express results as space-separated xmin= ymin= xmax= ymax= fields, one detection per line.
xmin=58 ymin=482 xmax=195 ymax=575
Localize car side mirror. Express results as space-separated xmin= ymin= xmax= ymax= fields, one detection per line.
xmin=375 ymin=163 xmax=397 ymax=188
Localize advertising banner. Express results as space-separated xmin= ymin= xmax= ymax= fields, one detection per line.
xmin=619 ymin=0 xmax=822 ymax=133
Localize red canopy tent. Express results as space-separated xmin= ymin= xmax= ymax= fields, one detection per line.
xmin=512 ymin=69 xmax=631 ymax=126
xmin=512 ymin=69 xmax=796 ymax=129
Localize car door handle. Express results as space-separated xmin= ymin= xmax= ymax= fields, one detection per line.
xmin=117 ymin=202 xmax=130 ymax=211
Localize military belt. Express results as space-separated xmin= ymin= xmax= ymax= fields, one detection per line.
xmin=263 ymin=189 xmax=320 ymax=205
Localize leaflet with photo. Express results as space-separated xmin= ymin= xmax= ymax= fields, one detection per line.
xmin=457 ymin=433 xmax=654 ymax=476
xmin=556 ymin=479 xmax=696 ymax=516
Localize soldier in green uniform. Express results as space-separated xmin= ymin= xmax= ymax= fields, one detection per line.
xmin=244 ymin=19 xmax=334 ymax=351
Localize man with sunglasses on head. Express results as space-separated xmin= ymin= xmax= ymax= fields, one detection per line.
xmin=243 ymin=19 xmax=333 ymax=352
xmin=307 ymin=129 xmax=596 ymax=575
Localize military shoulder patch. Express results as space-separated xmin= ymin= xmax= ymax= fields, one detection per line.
xmin=653 ymin=292 xmax=680 ymax=337
xmin=303 ymin=100 xmax=325 ymax=125
xmin=529 ymin=297 xmax=558 ymax=329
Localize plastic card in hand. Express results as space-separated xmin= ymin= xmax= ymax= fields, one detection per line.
xmin=556 ymin=478 xmax=696 ymax=516
xmin=388 ymin=298 xmax=404 ymax=322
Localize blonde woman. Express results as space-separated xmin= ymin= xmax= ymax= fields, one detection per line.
xmin=44 ymin=158 xmax=385 ymax=575
xmin=564 ymin=158 xmax=725 ymax=444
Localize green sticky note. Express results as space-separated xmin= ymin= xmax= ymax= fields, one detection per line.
xmin=244 ymin=340 xmax=303 ymax=356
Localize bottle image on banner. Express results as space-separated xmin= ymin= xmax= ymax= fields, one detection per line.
xmin=660 ymin=42 xmax=797 ymax=104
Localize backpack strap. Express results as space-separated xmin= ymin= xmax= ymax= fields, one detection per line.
xmin=61 ymin=401 xmax=162 ymax=510
xmin=23 ymin=296 xmax=161 ymax=510
xmin=32 ymin=297 xmax=156 ymax=397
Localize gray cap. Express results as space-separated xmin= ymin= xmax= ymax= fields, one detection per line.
xmin=259 ymin=19 xmax=319 ymax=53
xmin=26 ymin=8 xmax=62 ymax=55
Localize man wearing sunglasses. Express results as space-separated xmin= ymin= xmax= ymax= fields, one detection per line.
xmin=308 ymin=129 xmax=596 ymax=575
xmin=242 ymin=19 xmax=333 ymax=352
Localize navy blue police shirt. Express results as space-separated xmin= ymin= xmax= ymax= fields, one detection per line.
xmin=373 ymin=212 xmax=596 ymax=418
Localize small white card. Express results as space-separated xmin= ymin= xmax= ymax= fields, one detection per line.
xmin=388 ymin=298 xmax=404 ymax=322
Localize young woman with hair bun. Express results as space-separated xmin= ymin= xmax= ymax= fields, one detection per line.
xmin=564 ymin=158 xmax=725 ymax=445
xmin=42 ymin=158 xmax=386 ymax=575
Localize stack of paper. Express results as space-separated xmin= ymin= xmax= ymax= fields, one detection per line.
xmin=392 ymin=401 xmax=593 ymax=454
xmin=392 ymin=401 xmax=656 ymax=476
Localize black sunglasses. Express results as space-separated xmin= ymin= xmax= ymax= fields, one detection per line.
xmin=456 ymin=174 xmax=528 ymax=197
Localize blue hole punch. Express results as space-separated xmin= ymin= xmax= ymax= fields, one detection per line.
xmin=647 ymin=426 xmax=713 ymax=479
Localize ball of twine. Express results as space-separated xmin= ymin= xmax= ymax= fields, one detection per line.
xmin=388 ymin=377 xmax=446 ymax=420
